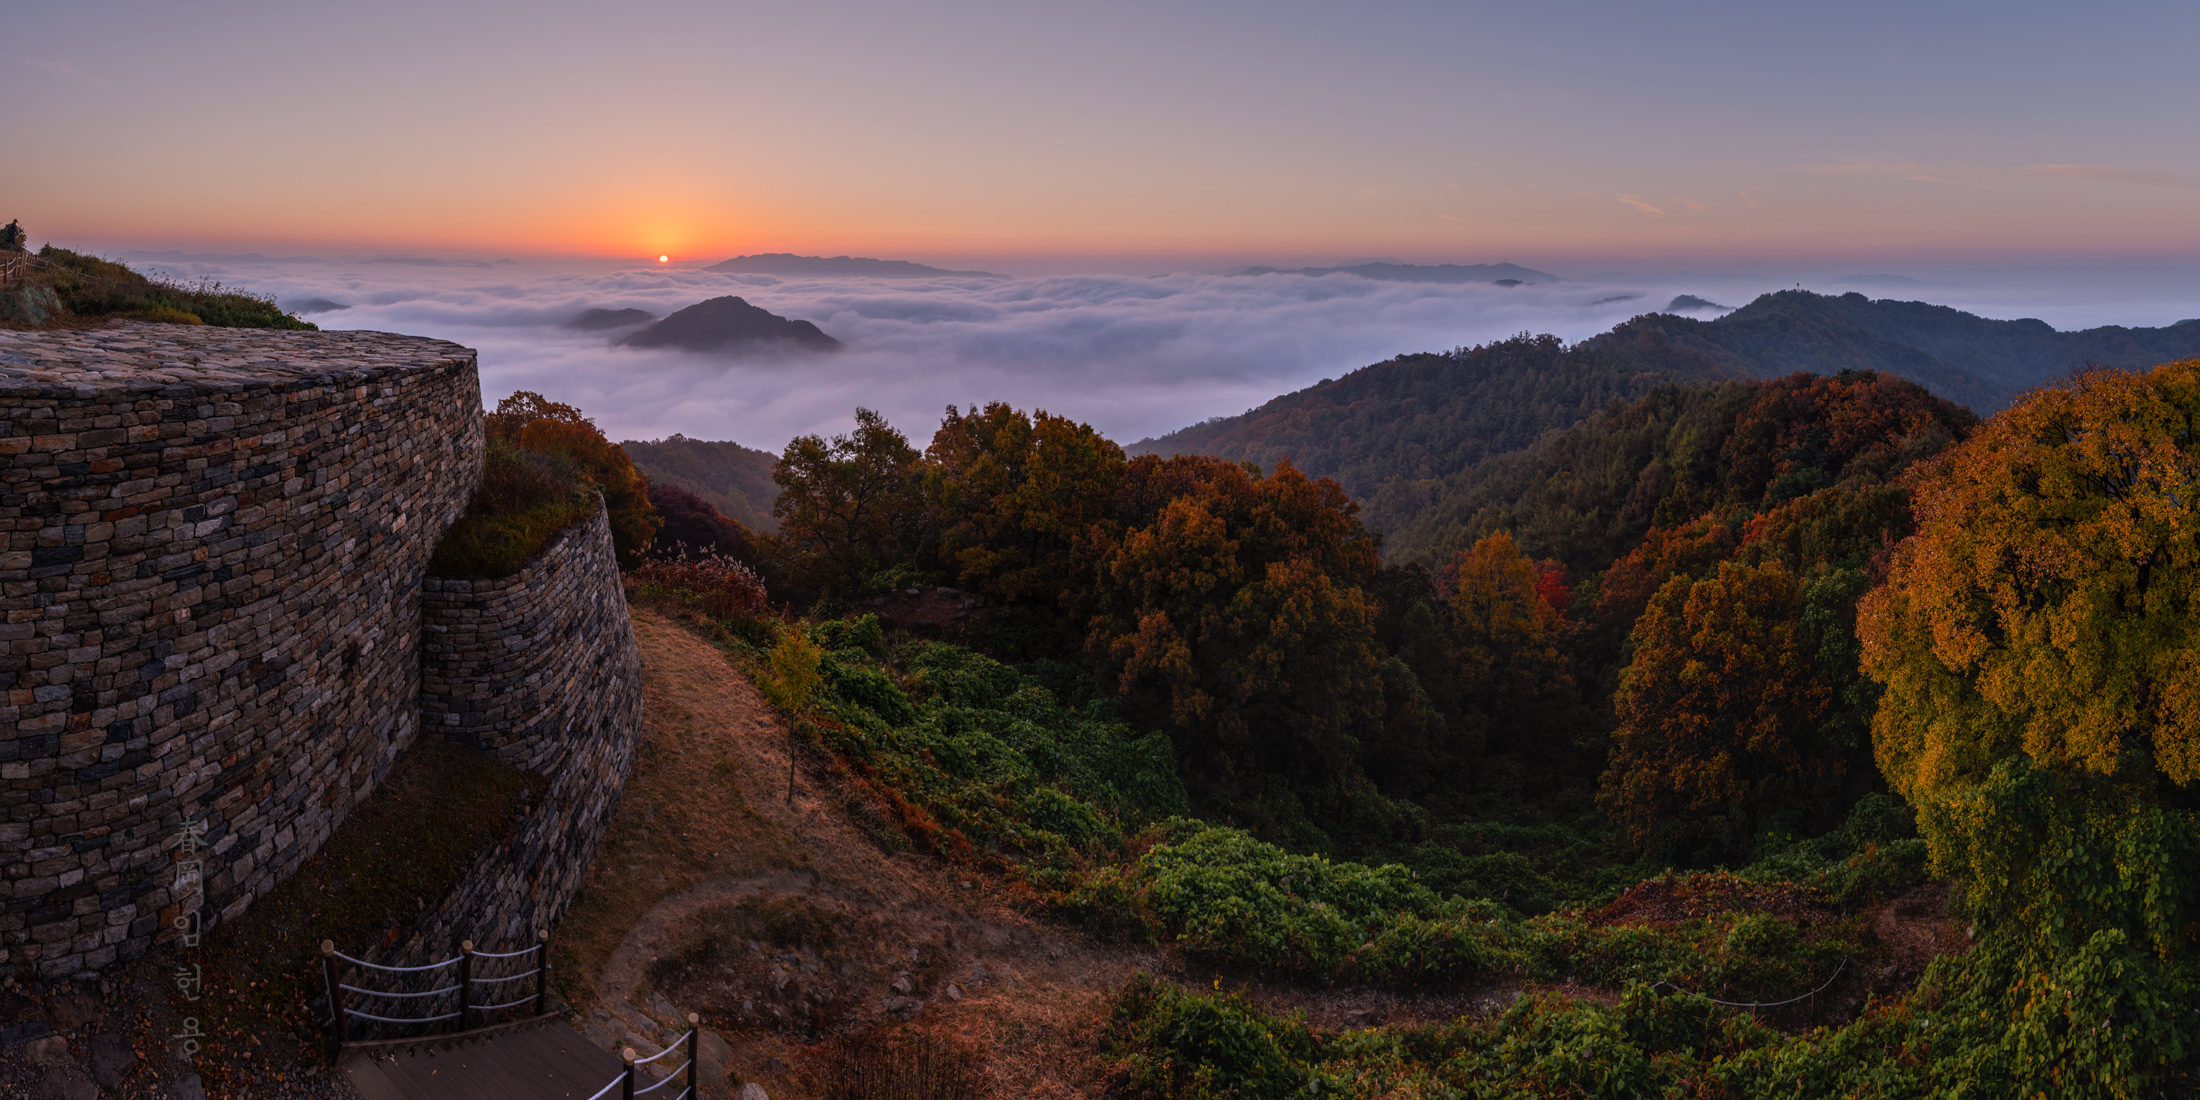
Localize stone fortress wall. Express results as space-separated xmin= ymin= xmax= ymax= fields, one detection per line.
xmin=411 ymin=502 xmax=643 ymax=955
xmin=0 ymin=322 xmax=642 ymax=979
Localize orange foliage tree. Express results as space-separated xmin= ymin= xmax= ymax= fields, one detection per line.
xmin=1600 ymin=560 xmax=1837 ymax=860
xmin=1857 ymin=362 xmax=2200 ymax=1089
xmin=1087 ymin=457 xmax=1390 ymax=813
xmin=1444 ymin=533 xmax=1574 ymax=761
xmin=923 ymin=402 xmax=1124 ymax=602
xmin=485 ymin=391 xmax=660 ymax=567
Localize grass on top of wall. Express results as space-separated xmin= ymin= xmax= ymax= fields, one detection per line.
xmin=430 ymin=439 xmax=597 ymax=578
xmin=9 ymin=245 xmax=317 ymax=330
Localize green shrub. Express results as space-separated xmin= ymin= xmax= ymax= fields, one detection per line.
xmin=1101 ymin=973 xmax=1321 ymax=1100
xmin=429 ymin=439 xmax=594 ymax=577
xmin=1135 ymin=821 xmax=1444 ymax=972
xmin=789 ymin=629 xmax=1186 ymax=888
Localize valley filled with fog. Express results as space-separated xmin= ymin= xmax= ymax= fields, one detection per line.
xmin=126 ymin=252 xmax=2200 ymax=450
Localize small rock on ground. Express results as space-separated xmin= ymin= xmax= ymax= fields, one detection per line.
xmin=38 ymin=1064 xmax=99 ymax=1100
xmin=88 ymin=1031 xmax=137 ymax=1092
xmin=22 ymin=1035 xmax=71 ymax=1066
xmin=47 ymin=990 xmax=102 ymax=1032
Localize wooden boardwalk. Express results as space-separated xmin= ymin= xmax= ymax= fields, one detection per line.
xmin=338 ymin=1017 xmax=630 ymax=1100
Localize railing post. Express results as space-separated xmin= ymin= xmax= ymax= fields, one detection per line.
xmin=456 ymin=940 xmax=474 ymax=1033
xmin=620 ymin=1047 xmax=638 ymax=1100
xmin=685 ymin=1013 xmax=700 ymax=1097
xmin=321 ymin=940 xmax=348 ymax=1049
xmin=535 ymin=928 xmax=551 ymax=1016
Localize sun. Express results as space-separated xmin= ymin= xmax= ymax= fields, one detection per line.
xmin=658 ymin=254 xmax=670 ymax=263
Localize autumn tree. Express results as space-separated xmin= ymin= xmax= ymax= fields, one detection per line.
xmin=771 ymin=408 xmax=924 ymax=597
xmin=1087 ymin=456 xmax=1397 ymax=837
xmin=1600 ymin=560 xmax=1839 ymax=860
xmin=1444 ymin=533 xmax=1575 ymax=759
xmin=923 ymin=402 xmax=1124 ymax=602
xmin=1856 ymin=362 xmax=2200 ymax=1092
xmin=485 ymin=391 xmax=660 ymax=567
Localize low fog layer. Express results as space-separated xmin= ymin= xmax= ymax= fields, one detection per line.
xmin=130 ymin=256 xmax=2200 ymax=454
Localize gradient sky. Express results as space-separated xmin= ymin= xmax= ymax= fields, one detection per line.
xmin=10 ymin=0 xmax=2200 ymax=265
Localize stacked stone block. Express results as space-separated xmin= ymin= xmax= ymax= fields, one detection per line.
xmin=422 ymin=502 xmax=643 ymax=773
xmin=401 ymin=501 xmax=643 ymax=959
xmin=0 ymin=323 xmax=484 ymax=978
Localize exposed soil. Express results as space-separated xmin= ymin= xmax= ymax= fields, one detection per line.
xmin=1586 ymin=873 xmax=1832 ymax=930
xmin=560 ymin=600 xmax=1166 ymax=1099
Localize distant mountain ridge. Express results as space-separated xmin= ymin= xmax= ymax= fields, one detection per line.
xmin=1231 ymin=261 xmax=1561 ymax=284
xmin=1590 ymin=290 xmax=2200 ymax=413
xmin=1132 ymin=290 xmax=2200 ymax=561
xmin=707 ymin=253 xmax=1006 ymax=278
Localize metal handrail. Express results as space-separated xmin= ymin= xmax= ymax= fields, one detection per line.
xmin=634 ymin=1064 xmax=691 ymax=1095
xmin=1653 ymin=957 xmax=1849 ymax=1009
xmin=338 ymin=983 xmax=462 ymax=999
xmin=470 ymin=943 xmax=544 ymax=959
xmin=345 ymin=1008 xmax=464 ymax=1025
xmin=634 ymin=1036 xmax=689 ymax=1066
xmin=589 ymin=1016 xmax=703 ymax=1100
xmin=319 ymin=930 xmax=553 ymax=1047
xmin=332 ymin=950 xmax=462 ymax=973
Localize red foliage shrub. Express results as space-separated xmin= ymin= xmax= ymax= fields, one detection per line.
xmin=633 ymin=551 xmax=772 ymax=622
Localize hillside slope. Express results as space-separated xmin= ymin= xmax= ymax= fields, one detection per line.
xmin=1134 ymin=291 xmax=2200 ymax=557
xmin=622 ymin=434 xmax=781 ymax=533
xmin=1127 ymin=333 xmax=1740 ymax=501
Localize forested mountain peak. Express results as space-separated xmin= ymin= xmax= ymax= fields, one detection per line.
xmin=1136 ymin=290 xmax=2200 ymax=564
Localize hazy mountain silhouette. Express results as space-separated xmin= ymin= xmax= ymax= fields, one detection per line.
xmin=1230 ymin=261 xmax=1561 ymax=284
xmin=620 ymin=296 xmax=840 ymax=353
xmin=1599 ymin=290 xmax=2200 ymax=412
xmin=707 ymin=253 xmax=1006 ymax=278
xmin=1666 ymin=295 xmax=1729 ymax=312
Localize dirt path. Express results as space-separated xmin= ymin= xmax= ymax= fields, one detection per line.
xmin=558 ymin=604 xmax=1162 ymax=1099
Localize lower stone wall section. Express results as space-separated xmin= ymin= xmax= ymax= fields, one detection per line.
xmin=382 ymin=502 xmax=642 ymax=966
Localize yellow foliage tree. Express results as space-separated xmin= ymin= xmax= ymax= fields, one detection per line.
xmin=1860 ymin=360 xmax=2200 ymax=800
xmin=1856 ymin=361 xmax=2200 ymax=1092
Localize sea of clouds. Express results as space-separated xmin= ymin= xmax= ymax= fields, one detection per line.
xmin=124 ymin=255 xmax=2200 ymax=453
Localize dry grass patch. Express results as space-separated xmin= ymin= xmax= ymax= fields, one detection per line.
xmin=551 ymin=606 xmax=809 ymax=1007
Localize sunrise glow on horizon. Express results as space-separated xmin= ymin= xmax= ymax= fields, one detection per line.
xmin=8 ymin=1 xmax=2198 ymax=268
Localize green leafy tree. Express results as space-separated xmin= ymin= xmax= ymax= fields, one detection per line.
xmin=770 ymin=408 xmax=923 ymax=597
xmin=923 ymin=402 xmax=1124 ymax=602
xmin=760 ymin=627 xmax=825 ymax=804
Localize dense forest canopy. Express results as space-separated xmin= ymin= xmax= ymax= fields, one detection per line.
xmin=606 ymin=330 xmax=2200 ymax=1093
